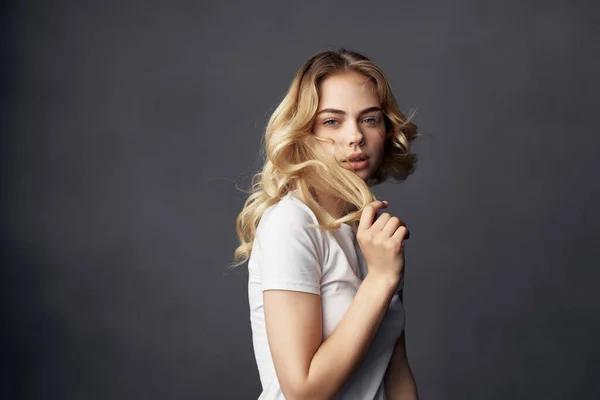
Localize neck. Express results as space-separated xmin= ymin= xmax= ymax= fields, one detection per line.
xmin=313 ymin=188 xmax=356 ymax=220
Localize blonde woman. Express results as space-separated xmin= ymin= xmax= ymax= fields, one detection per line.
xmin=235 ymin=49 xmax=419 ymax=400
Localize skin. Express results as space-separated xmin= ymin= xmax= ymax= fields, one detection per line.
xmin=262 ymin=71 xmax=418 ymax=399
xmin=312 ymin=70 xmax=386 ymax=183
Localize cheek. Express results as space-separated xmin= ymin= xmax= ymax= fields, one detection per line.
xmin=314 ymin=135 xmax=341 ymax=159
xmin=370 ymin=133 xmax=386 ymax=157
xmin=377 ymin=142 xmax=386 ymax=160
xmin=314 ymin=131 xmax=338 ymax=150
xmin=317 ymin=139 xmax=334 ymax=152
xmin=371 ymin=141 xmax=387 ymax=170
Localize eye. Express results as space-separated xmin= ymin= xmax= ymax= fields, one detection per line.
xmin=362 ymin=116 xmax=379 ymax=126
xmin=322 ymin=119 xmax=339 ymax=127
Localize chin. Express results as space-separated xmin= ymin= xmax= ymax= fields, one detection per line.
xmin=355 ymin=170 xmax=371 ymax=182
xmin=341 ymin=165 xmax=374 ymax=182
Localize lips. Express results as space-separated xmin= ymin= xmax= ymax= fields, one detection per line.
xmin=345 ymin=153 xmax=368 ymax=162
xmin=343 ymin=153 xmax=370 ymax=170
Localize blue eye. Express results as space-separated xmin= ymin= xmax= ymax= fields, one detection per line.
xmin=323 ymin=119 xmax=338 ymax=126
xmin=362 ymin=116 xmax=378 ymax=125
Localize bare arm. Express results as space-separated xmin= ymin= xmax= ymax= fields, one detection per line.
xmin=264 ymin=274 xmax=398 ymax=400
xmin=384 ymin=291 xmax=418 ymax=400
xmin=263 ymin=200 xmax=410 ymax=400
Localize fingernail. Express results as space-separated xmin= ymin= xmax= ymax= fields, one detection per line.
xmin=382 ymin=200 xmax=389 ymax=205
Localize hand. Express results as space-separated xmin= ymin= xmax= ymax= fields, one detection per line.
xmin=356 ymin=200 xmax=409 ymax=283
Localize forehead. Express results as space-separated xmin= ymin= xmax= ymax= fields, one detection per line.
xmin=317 ymin=71 xmax=380 ymax=111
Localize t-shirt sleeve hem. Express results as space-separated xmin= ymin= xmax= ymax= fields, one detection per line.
xmin=261 ymin=280 xmax=320 ymax=295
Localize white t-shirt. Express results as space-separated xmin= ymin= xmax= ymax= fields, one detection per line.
xmin=248 ymin=191 xmax=405 ymax=400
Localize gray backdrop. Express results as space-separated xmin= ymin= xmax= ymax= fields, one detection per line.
xmin=2 ymin=0 xmax=599 ymax=399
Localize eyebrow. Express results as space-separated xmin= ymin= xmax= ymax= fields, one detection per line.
xmin=316 ymin=106 xmax=382 ymax=116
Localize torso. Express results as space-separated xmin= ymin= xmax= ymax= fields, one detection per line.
xmin=248 ymin=192 xmax=405 ymax=399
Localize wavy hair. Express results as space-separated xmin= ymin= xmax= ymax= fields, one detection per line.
xmin=233 ymin=48 xmax=419 ymax=266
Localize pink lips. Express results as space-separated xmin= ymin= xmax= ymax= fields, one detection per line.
xmin=344 ymin=152 xmax=368 ymax=162
xmin=344 ymin=153 xmax=369 ymax=170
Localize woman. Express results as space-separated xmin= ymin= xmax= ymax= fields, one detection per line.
xmin=234 ymin=48 xmax=420 ymax=400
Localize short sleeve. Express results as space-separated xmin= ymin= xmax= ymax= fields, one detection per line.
xmin=254 ymin=198 xmax=324 ymax=295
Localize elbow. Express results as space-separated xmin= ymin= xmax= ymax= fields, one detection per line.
xmin=280 ymin=385 xmax=312 ymax=400
xmin=280 ymin=379 xmax=328 ymax=400
xmin=283 ymin=392 xmax=326 ymax=400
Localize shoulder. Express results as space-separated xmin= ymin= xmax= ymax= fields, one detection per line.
xmin=259 ymin=192 xmax=319 ymax=232
xmin=255 ymin=192 xmax=325 ymax=255
xmin=252 ymin=193 xmax=325 ymax=292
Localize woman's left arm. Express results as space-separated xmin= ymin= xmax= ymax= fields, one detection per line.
xmin=384 ymin=291 xmax=419 ymax=400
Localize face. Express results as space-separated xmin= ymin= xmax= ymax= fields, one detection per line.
xmin=312 ymin=71 xmax=386 ymax=182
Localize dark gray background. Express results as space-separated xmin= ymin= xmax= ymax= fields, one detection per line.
xmin=2 ymin=0 xmax=599 ymax=399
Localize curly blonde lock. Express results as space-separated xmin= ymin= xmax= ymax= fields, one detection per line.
xmin=233 ymin=48 xmax=419 ymax=267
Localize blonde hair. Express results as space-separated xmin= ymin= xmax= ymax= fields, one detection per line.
xmin=233 ymin=48 xmax=419 ymax=266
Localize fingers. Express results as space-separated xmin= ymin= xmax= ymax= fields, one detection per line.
xmin=358 ymin=200 xmax=388 ymax=232
xmin=358 ymin=201 xmax=411 ymax=244
xmin=391 ymin=225 xmax=410 ymax=243
xmin=371 ymin=212 xmax=391 ymax=231
xmin=381 ymin=216 xmax=403 ymax=237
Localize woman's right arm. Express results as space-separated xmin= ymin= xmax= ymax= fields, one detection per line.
xmin=264 ymin=200 xmax=408 ymax=400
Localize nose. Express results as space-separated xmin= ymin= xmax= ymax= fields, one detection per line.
xmin=346 ymin=122 xmax=364 ymax=147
